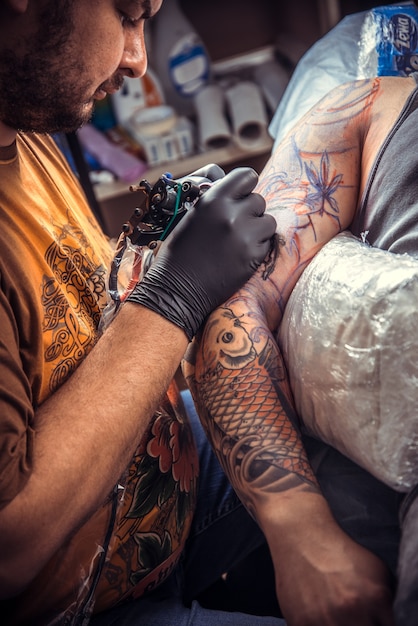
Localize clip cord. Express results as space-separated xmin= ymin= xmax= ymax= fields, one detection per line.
xmin=159 ymin=182 xmax=182 ymax=241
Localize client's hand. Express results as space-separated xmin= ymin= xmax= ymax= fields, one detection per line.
xmin=268 ymin=498 xmax=395 ymax=626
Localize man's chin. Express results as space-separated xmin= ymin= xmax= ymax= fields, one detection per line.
xmin=10 ymin=110 xmax=94 ymax=135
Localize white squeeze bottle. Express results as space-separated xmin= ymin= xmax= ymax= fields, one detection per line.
xmin=151 ymin=0 xmax=211 ymax=117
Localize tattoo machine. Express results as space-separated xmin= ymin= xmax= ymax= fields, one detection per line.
xmin=102 ymin=172 xmax=212 ymax=328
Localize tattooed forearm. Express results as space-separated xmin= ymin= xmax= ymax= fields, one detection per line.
xmin=184 ymin=305 xmax=318 ymax=518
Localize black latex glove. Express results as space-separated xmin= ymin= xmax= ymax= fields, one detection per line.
xmin=177 ymin=162 xmax=226 ymax=186
xmin=126 ymin=166 xmax=276 ymax=340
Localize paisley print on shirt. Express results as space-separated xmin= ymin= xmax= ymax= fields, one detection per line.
xmin=41 ymin=221 xmax=108 ymax=393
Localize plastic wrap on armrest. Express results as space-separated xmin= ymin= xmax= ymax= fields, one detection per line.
xmin=279 ymin=231 xmax=418 ymax=491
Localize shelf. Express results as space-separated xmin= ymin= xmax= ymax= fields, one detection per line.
xmin=94 ymin=135 xmax=273 ymax=202
xmin=92 ymin=0 xmax=339 ymax=218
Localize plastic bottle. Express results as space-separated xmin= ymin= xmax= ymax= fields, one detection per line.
xmin=151 ymin=0 xmax=211 ymax=117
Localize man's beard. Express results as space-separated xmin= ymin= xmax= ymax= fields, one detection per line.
xmin=0 ymin=54 xmax=96 ymax=134
xmin=0 ymin=1 xmax=95 ymax=134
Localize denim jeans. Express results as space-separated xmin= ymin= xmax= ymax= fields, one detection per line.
xmin=91 ymin=390 xmax=286 ymax=625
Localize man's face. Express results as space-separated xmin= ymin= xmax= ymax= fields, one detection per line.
xmin=0 ymin=0 xmax=162 ymax=134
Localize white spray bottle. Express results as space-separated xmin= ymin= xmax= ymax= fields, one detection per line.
xmin=151 ymin=0 xmax=211 ymax=117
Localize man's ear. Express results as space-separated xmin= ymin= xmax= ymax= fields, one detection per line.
xmin=5 ymin=0 xmax=29 ymax=14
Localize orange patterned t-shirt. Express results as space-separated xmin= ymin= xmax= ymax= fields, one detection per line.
xmin=0 ymin=134 xmax=198 ymax=625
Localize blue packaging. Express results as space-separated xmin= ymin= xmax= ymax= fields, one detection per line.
xmin=362 ymin=4 xmax=418 ymax=76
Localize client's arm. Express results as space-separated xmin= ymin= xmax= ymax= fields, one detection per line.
xmin=184 ymin=79 xmax=405 ymax=625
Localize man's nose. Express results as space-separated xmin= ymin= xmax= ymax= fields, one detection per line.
xmin=119 ymin=27 xmax=148 ymax=79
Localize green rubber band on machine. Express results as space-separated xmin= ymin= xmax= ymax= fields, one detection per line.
xmin=160 ymin=183 xmax=182 ymax=241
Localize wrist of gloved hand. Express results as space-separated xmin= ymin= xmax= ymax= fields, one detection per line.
xmin=127 ymin=256 xmax=212 ymax=341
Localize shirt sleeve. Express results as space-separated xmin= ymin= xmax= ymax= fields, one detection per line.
xmin=0 ymin=284 xmax=34 ymax=510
